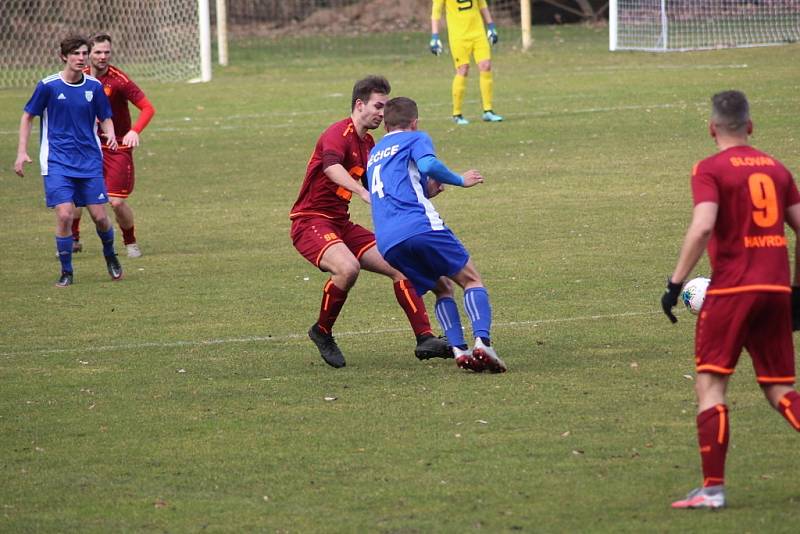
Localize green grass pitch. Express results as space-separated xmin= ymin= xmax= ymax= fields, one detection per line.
xmin=1 ymin=24 xmax=799 ymax=532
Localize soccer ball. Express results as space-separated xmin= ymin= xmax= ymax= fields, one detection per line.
xmin=681 ymin=277 xmax=710 ymax=315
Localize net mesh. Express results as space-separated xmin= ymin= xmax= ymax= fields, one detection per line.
xmin=0 ymin=0 xmax=201 ymax=89
xmin=613 ymin=0 xmax=800 ymax=51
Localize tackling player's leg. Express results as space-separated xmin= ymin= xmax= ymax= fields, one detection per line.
xmin=313 ymin=243 xmax=360 ymax=368
xmin=359 ymin=246 xmax=450 ymax=360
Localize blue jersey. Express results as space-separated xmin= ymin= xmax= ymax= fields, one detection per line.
xmin=367 ymin=130 xmax=447 ymax=254
xmin=24 ymin=73 xmax=112 ymax=177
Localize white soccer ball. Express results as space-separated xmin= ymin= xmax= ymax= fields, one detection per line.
xmin=681 ymin=277 xmax=710 ymax=315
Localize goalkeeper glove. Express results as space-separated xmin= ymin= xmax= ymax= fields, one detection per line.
xmin=661 ymin=278 xmax=683 ymax=324
xmin=487 ymin=23 xmax=498 ymax=46
xmin=792 ymin=286 xmax=800 ymax=331
xmin=430 ymin=34 xmax=443 ymax=56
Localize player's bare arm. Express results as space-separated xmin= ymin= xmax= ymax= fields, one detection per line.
xmin=669 ymin=201 xmax=718 ymax=283
xmin=324 ymin=163 xmax=370 ymax=203
xmin=431 ymin=16 xmax=441 ymax=35
xmin=14 ymin=112 xmax=34 ymax=177
xmin=99 ymin=118 xmax=118 ymax=151
xmin=480 ymin=7 xmax=494 ymax=25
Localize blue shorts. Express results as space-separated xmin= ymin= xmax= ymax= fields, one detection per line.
xmin=43 ymin=174 xmax=108 ymax=208
xmin=383 ymin=229 xmax=470 ymax=295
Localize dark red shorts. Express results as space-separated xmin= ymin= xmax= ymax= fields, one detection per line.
xmin=103 ymin=148 xmax=134 ymax=198
xmin=695 ymin=291 xmax=795 ymax=384
xmin=291 ymin=216 xmax=376 ymax=269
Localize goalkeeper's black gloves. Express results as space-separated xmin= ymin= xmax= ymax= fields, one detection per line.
xmin=661 ymin=278 xmax=683 ymax=324
xmin=792 ymin=286 xmax=800 ymax=331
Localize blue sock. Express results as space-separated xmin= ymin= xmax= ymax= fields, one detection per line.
xmin=464 ymin=287 xmax=492 ymax=341
xmin=435 ymin=297 xmax=466 ymax=349
xmin=97 ymin=226 xmax=115 ymax=257
xmin=56 ymin=235 xmax=73 ymax=273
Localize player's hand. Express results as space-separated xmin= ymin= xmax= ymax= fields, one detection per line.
xmin=426 ymin=178 xmax=444 ymax=198
xmin=661 ymin=278 xmax=683 ymax=324
xmin=14 ymin=153 xmax=32 ymax=177
xmin=358 ymin=188 xmax=371 ymax=204
xmin=462 ymin=170 xmax=484 ymax=187
xmin=122 ymin=130 xmax=140 ymax=148
xmin=430 ymin=34 xmax=443 ymax=56
xmin=106 ymin=136 xmax=118 ymax=151
xmin=487 ymin=23 xmax=498 ymax=46
xmin=792 ymin=286 xmax=800 ymax=331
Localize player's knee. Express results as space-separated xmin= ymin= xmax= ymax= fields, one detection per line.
xmin=335 ymin=258 xmax=361 ymax=287
xmin=432 ymin=277 xmax=455 ymax=299
xmin=89 ymin=210 xmax=111 ymax=229
xmin=110 ymin=198 xmax=124 ymax=209
xmin=55 ymin=211 xmax=73 ymax=228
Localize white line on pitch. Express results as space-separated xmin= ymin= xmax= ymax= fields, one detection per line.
xmin=0 ymin=310 xmax=660 ymax=358
xmin=0 ymin=94 xmax=785 ymax=136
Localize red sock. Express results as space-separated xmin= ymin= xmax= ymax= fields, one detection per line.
xmin=71 ymin=216 xmax=81 ymax=241
xmin=121 ymin=225 xmax=136 ymax=246
xmin=697 ymin=404 xmax=729 ymax=487
xmin=777 ymin=391 xmax=800 ymax=431
xmin=317 ymin=279 xmax=348 ymax=333
xmin=393 ymin=280 xmax=433 ymax=337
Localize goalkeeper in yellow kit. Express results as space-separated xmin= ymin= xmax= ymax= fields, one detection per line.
xmin=430 ymin=0 xmax=503 ymax=125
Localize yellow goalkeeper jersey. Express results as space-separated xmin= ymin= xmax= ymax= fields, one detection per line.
xmin=432 ymin=0 xmax=488 ymax=41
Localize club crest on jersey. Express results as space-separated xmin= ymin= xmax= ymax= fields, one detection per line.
xmin=85 ymin=91 xmax=93 ymax=102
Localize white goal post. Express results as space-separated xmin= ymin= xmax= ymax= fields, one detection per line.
xmin=609 ymin=0 xmax=800 ymax=52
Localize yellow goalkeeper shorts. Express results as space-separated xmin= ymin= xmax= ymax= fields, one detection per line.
xmin=449 ymin=34 xmax=491 ymax=68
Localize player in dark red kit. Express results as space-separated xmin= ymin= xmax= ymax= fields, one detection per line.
xmin=290 ymin=76 xmax=450 ymax=368
xmin=661 ymin=90 xmax=800 ymax=509
xmin=72 ymin=33 xmax=156 ymax=258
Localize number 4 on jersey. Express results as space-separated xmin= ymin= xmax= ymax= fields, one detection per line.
xmin=371 ymin=164 xmax=385 ymax=199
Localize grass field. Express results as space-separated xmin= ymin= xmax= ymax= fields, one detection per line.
xmin=2 ymin=24 xmax=800 ymax=532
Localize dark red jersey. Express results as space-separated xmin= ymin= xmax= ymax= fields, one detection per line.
xmin=290 ymin=118 xmax=375 ymax=221
xmin=86 ymin=65 xmax=146 ymax=146
xmin=691 ymin=145 xmax=800 ymax=294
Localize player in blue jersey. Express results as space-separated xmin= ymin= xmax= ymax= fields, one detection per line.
xmin=15 ymin=35 xmax=123 ymax=287
xmin=367 ymin=96 xmax=506 ymax=372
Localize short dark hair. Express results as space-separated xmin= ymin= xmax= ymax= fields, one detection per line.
xmin=384 ymin=97 xmax=419 ymax=131
xmin=711 ymin=90 xmax=750 ymax=133
xmin=89 ymin=33 xmax=112 ymax=50
xmin=351 ymin=75 xmax=390 ymax=111
xmin=59 ymin=34 xmax=89 ymax=59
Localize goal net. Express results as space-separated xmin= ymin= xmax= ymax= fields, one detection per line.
xmin=0 ymin=0 xmax=202 ymax=89
xmin=610 ymin=0 xmax=800 ymax=51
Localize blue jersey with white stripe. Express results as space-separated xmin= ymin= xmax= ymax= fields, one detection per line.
xmin=24 ymin=73 xmax=112 ymax=177
xmin=367 ymin=130 xmax=447 ymax=255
